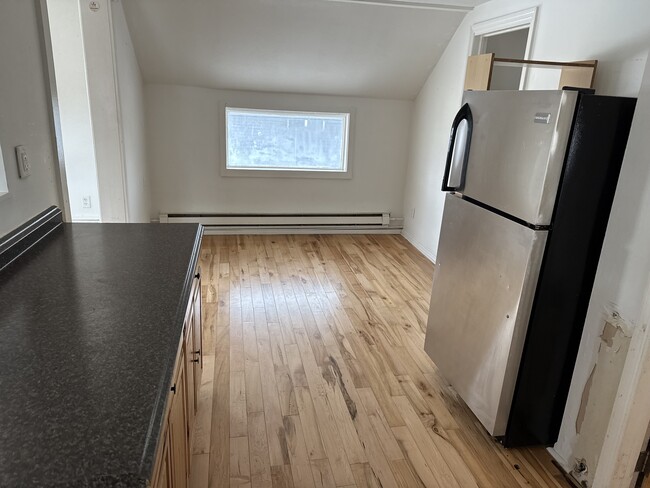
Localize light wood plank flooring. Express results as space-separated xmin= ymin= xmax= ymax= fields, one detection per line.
xmin=191 ymin=234 xmax=572 ymax=488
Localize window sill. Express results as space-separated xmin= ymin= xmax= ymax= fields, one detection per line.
xmin=220 ymin=167 xmax=352 ymax=180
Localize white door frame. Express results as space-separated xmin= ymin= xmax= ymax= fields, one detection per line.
xmin=592 ymin=279 xmax=650 ymax=487
xmin=468 ymin=7 xmax=537 ymax=90
xmin=38 ymin=0 xmax=72 ymax=222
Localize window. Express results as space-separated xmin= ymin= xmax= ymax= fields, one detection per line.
xmin=224 ymin=107 xmax=351 ymax=178
xmin=0 ymin=144 xmax=8 ymax=198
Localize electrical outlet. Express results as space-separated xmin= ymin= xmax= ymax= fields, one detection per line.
xmin=15 ymin=146 xmax=31 ymax=178
xmin=82 ymin=196 xmax=92 ymax=208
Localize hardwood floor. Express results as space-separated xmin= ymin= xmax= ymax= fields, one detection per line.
xmin=191 ymin=234 xmax=572 ymax=488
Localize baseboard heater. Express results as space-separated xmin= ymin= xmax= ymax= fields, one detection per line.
xmin=159 ymin=212 xmax=402 ymax=234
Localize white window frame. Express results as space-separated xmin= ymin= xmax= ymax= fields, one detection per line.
xmin=0 ymin=144 xmax=9 ymax=200
xmin=220 ymin=104 xmax=354 ymax=179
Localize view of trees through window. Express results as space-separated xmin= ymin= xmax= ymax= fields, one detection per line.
xmin=226 ymin=108 xmax=349 ymax=171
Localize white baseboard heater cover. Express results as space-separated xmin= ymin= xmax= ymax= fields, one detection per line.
xmin=159 ymin=212 xmax=399 ymax=233
xmin=160 ymin=212 xmax=389 ymax=226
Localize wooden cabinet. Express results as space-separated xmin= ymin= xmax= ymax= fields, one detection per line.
xmin=184 ymin=316 xmax=196 ymax=469
xmin=151 ymin=427 xmax=171 ymax=488
xmin=191 ymin=282 xmax=202 ymax=394
xmin=169 ymin=357 xmax=189 ymax=488
xmin=151 ymin=268 xmax=202 ymax=488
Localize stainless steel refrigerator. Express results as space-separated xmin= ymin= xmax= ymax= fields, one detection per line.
xmin=424 ymin=89 xmax=636 ymax=446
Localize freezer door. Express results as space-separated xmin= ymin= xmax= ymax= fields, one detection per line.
xmin=459 ymin=90 xmax=578 ymax=226
xmin=424 ymin=195 xmax=547 ymax=436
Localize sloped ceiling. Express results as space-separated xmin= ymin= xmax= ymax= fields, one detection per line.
xmin=122 ymin=0 xmax=482 ymax=100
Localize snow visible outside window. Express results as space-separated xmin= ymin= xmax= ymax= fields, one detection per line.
xmin=225 ymin=108 xmax=350 ymax=173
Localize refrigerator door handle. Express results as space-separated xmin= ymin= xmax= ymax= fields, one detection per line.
xmin=442 ymin=103 xmax=473 ymax=192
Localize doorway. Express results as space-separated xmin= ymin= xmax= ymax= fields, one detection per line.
xmin=483 ymin=29 xmax=529 ymax=90
xmin=469 ymin=7 xmax=536 ymax=90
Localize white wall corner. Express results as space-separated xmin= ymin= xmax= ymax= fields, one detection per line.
xmin=79 ymin=0 xmax=128 ymax=222
xmin=401 ymin=228 xmax=437 ymax=263
xmin=111 ymin=0 xmax=150 ymax=222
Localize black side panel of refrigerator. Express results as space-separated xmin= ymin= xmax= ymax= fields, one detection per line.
xmin=504 ymin=95 xmax=637 ymax=447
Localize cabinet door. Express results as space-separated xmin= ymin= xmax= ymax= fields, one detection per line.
xmin=192 ymin=271 xmax=202 ymax=395
xmin=184 ymin=317 xmax=196 ymax=434
xmin=169 ymin=358 xmax=188 ymax=488
xmin=158 ymin=455 xmax=170 ymax=488
xmin=151 ymin=427 xmax=172 ymax=488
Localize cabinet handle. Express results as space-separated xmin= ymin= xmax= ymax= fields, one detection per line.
xmin=171 ymin=383 xmax=176 ymax=394
xmin=190 ymin=359 xmax=200 ymax=363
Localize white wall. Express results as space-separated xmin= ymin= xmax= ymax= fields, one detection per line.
xmin=45 ymin=0 xmax=149 ymax=223
xmin=145 ymin=84 xmax=412 ymax=220
xmin=402 ymin=0 xmax=650 ymax=262
xmin=401 ymin=0 xmax=650 ymax=479
xmin=112 ymin=0 xmax=150 ymax=223
xmin=79 ymin=0 xmax=127 ymax=222
xmin=401 ymin=25 xmax=472 ymax=260
xmin=46 ymin=0 xmax=100 ymax=222
xmin=566 ymin=56 xmax=650 ymax=485
xmin=0 ymin=0 xmax=61 ymax=237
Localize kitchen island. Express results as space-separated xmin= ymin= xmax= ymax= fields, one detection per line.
xmin=0 ymin=207 xmax=203 ymax=487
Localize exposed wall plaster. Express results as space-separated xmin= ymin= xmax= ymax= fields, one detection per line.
xmin=572 ymin=315 xmax=633 ymax=487
xmin=576 ymin=365 xmax=595 ymax=435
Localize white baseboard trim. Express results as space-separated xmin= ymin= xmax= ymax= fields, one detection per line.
xmin=401 ymin=229 xmax=436 ymax=263
xmin=203 ymin=226 xmax=403 ymax=235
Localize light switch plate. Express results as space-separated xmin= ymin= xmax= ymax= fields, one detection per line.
xmin=15 ymin=146 xmax=31 ymax=178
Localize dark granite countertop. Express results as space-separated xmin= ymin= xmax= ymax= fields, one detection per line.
xmin=0 ymin=222 xmax=203 ymax=487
